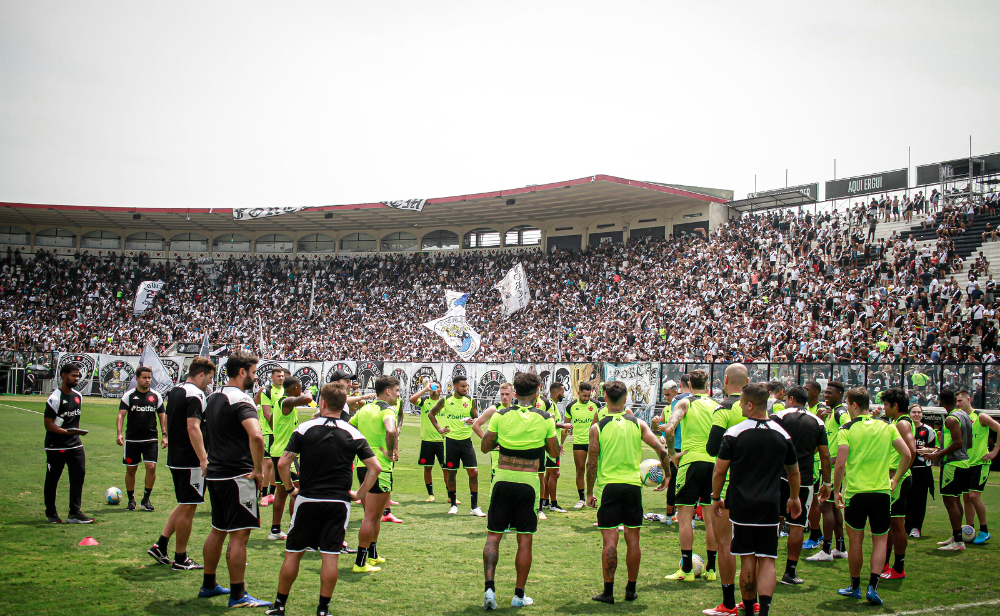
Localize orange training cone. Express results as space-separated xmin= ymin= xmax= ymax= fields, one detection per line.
xmin=78 ymin=537 xmax=99 ymax=546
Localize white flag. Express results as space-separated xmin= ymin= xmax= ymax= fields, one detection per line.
xmin=133 ymin=280 xmax=165 ymax=315
xmin=232 ymin=205 xmax=312 ymax=220
xmin=444 ymin=289 xmax=470 ymax=309
xmin=381 ymin=198 xmax=426 ymax=212
xmin=493 ymin=262 xmax=531 ymax=317
xmin=423 ymin=306 xmax=481 ymax=361
xmin=129 ymin=343 xmax=175 ymax=395
xmin=198 ymin=332 xmax=211 ymax=357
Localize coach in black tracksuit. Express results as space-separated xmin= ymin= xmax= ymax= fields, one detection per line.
xmin=43 ymin=362 xmax=93 ymax=524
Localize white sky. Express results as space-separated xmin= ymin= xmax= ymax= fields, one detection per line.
xmin=1 ymin=1 xmax=998 ymax=208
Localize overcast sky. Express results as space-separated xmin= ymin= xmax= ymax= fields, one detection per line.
xmin=1 ymin=1 xmax=998 ymax=209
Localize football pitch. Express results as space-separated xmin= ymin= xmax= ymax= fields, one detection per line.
xmin=1 ymin=395 xmax=999 ymax=616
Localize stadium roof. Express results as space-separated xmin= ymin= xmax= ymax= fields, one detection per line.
xmin=726 ymin=188 xmax=817 ymax=213
xmin=0 ymin=175 xmax=730 ymax=235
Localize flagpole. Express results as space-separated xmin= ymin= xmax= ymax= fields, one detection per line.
xmin=557 ymin=308 xmax=562 ymax=361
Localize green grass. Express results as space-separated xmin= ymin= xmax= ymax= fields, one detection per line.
xmin=1 ymin=395 xmax=998 ymax=616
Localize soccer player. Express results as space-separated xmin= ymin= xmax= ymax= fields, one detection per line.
xmin=43 ymin=362 xmax=92 ymax=524
xmin=328 ymin=368 xmax=376 ymax=417
xmin=957 ymin=389 xmax=999 ymax=544
xmin=471 ymin=382 xmax=515 ymax=484
xmin=651 ymin=375 xmax=692 ymax=525
xmin=564 ymin=382 xmax=599 ymax=509
xmin=771 ymin=386 xmax=830 ymax=585
xmin=701 ymin=363 xmax=747 ymax=616
xmin=269 ymin=377 xmax=312 ymax=540
xmin=116 ymin=366 xmax=166 ymax=511
xmin=905 ymin=404 xmax=936 ymax=538
xmin=254 ymin=367 xmax=287 ymax=506
xmin=766 ymin=380 xmax=787 ymax=415
xmin=806 ymin=381 xmax=850 ymax=562
xmin=802 ymin=381 xmax=825 ymax=550
xmin=411 ymin=380 xmax=446 ymax=502
xmin=349 ymin=375 xmax=400 ymax=572
xmin=711 ymin=383 xmax=801 ymax=616
xmin=199 ymin=351 xmax=269 ymax=608
xmin=880 ymin=387 xmax=916 ymax=580
xmin=662 ymin=369 xmax=719 ymax=582
xmin=480 ymin=372 xmax=559 ymax=609
xmin=264 ymin=384 xmax=382 ymax=616
xmin=429 ymin=375 xmax=485 ymax=517
xmin=833 ymin=387 xmax=911 ymax=606
xmin=148 ymin=357 xmax=215 ymax=571
xmin=539 ymin=382 xmax=571 ymax=515
xmin=587 ymin=380 xmax=670 ymax=604
xmin=923 ymin=389 xmax=973 ymax=551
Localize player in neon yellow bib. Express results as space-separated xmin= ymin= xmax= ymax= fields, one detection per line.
xmin=806 ymin=381 xmax=850 ymax=562
xmin=564 ymin=382 xmax=599 ymax=509
xmin=410 ymin=380 xmax=447 ymax=503
xmin=880 ymin=388 xmax=916 ymax=580
xmin=428 ymin=376 xmax=484 ymax=517
xmin=471 ymin=382 xmax=515 ymax=484
xmin=269 ymin=377 xmax=312 ymax=541
xmin=956 ymin=388 xmax=1000 ymax=545
xmin=253 ymin=366 xmax=287 ymax=505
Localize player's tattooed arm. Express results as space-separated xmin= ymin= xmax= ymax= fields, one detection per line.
xmin=480 ymin=429 xmax=499 ymax=453
xmin=663 ymin=398 xmax=688 ymax=435
xmin=585 ymin=426 xmax=600 ymax=503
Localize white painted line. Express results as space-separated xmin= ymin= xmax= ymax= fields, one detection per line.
xmin=893 ymin=599 xmax=1000 ymax=615
xmin=0 ymin=402 xmax=43 ymax=415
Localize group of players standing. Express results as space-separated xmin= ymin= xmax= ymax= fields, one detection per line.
xmin=41 ymin=354 xmax=998 ymax=615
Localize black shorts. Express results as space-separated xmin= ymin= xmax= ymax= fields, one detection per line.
xmin=270 ymin=456 xmax=300 ymax=482
xmin=844 ymin=492 xmax=891 ymax=535
xmin=779 ymin=480 xmax=814 ymax=527
xmin=940 ymin=464 xmax=972 ymax=497
xmin=732 ymin=523 xmax=779 ymax=558
xmin=890 ymin=475 xmax=912 ymax=517
xmin=357 ymin=466 xmax=392 ymax=494
xmin=170 ymin=467 xmax=205 ymax=505
xmin=488 ymin=481 xmax=538 ymax=534
xmin=545 ymin=456 xmax=560 ymax=469
xmin=123 ymin=440 xmax=158 ymax=466
xmin=286 ymin=499 xmax=350 ymax=554
xmin=970 ymin=464 xmax=990 ymax=493
xmin=418 ymin=440 xmax=445 ymax=467
xmin=444 ymin=437 xmax=477 ymax=470
xmin=572 ymin=444 xmax=589 ymax=453
xmin=597 ymin=483 xmax=643 ymax=529
xmin=207 ymin=476 xmax=260 ymax=532
xmin=674 ymin=461 xmax=713 ymax=507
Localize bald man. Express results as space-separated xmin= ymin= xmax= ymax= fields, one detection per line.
xmin=702 ymin=364 xmax=750 ymax=616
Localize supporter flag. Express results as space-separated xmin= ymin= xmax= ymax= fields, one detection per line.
xmin=444 ymin=289 xmax=470 ymax=309
xmin=129 ymin=343 xmax=175 ymax=395
xmin=381 ymin=198 xmax=426 ymax=212
xmin=133 ymin=280 xmax=164 ymax=316
xmin=423 ymin=307 xmax=481 ymax=361
xmin=494 ymin=262 xmax=531 ymax=317
xmin=198 ymin=332 xmax=210 ymax=358
xmin=232 ymin=205 xmax=312 ymax=220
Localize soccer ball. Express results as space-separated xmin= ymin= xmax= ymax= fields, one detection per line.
xmin=105 ymin=487 xmax=123 ymax=505
xmin=678 ymin=553 xmax=705 ymax=577
xmin=639 ymin=459 xmax=664 ymax=487
xmin=961 ymin=525 xmax=977 ymax=543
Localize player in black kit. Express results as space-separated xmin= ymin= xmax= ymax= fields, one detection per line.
xmin=116 ymin=366 xmax=166 ymax=511
xmin=43 ymin=362 xmax=93 ymax=524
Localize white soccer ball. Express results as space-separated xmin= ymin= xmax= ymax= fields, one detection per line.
xmin=639 ymin=458 xmax=664 ymax=487
xmin=105 ymin=486 xmax=123 ymax=505
xmin=961 ymin=525 xmax=977 ymax=543
xmin=678 ymin=553 xmax=705 ymax=577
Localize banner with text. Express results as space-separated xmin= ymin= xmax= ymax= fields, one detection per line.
xmin=825 ymin=168 xmax=908 ymax=200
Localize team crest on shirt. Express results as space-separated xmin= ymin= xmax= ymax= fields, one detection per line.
xmin=147 ymin=395 xmax=156 ymax=404
xmin=100 ymin=360 xmax=136 ymax=398
xmin=56 ymin=353 xmax=96 ymax=393
xmin=74 ymin=396 xmax=81 ymax=404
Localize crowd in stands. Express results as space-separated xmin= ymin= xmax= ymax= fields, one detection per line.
xmin=2 ymin=189 xmax=999 ymax=370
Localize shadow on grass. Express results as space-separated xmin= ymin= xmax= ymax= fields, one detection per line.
xmin=815 ymin=598 xmax=888 ymax=613
xmin=113 ymin=565 xmax=176 ymax=582
xmin=144 ymin=597 xmax=229 ymax=615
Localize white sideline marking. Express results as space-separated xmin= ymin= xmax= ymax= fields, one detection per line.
xmin=0 ymin=402 xmax=43 ymax=415
xmin=893 ymin=600 xmax=1000 ymax=615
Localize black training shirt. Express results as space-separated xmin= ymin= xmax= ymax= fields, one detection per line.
xmin=771 ymin=407 xmax=828 ymax=485
xmin=119 ymin=388 xmax=165 ymax=441
xmin=166 ymin=382 xmax=207 ymax=468
xmin=204 ymin=386 xmax=259 ymax=479
xmin=44 ymin=388 xmax=84 ymax=450
xmin=718 ymin=418 xmax=797 ymax=526
xmin=285 ymin=416 xmax=375 ymax=501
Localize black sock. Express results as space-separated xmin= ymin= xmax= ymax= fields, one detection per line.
xmin=893 ymin=554 xmax=905 ymax=573
xmin=271 ymin=525 xmax=281 ymax=534
xmin=317 ymin=595 xmax=330 ymax=613
xmin=174 ymin=551 xmax=186 ymax=564
xmin=203 ymin=573 xmax=216 ymax=589
xmin=682 ymin=549 xmax=693 ymax=573
xmin=426 ymin=483 xmax=434 ymax=495
xmin=369 ymin=542 xmax=377 ymax=559
xmin=448 ymin=490 xmax=457 ymax=506
xmin=822 ymin=539 xmax=832 ymax=554
xmin=143 ymin=488 xmax=152 ymax=501
xmin=625 ymin=581 xmax=636 ymax=596
xmin=884 ymin=545 xmax=892 ymax=566
xmin=127 ymin=490 xmax=135 ymax=502
xmin=551 ymin=500 xmax=559 ymax=509
xmin=954 ymin=528 xmax=963 ymax=543
xmin=707 ymin=549 xmax=717 ymax=571
xmin=602 ymin=581 xmax=613 ymax=596
xmin=355 ymin=547 xmax=368 ymax=567
xmin=785 ymin=559 xmax=797 ymax=577
xmin=982 ymin=524 xmax=989 ymax=533
xmin=485 ymin=580 xmax=495 ymax=592
xmin=514 ymin=588 xmax=525 ymax=599
xmin=578 ymin=489 xmax=585 ymax=500
xmin=231 ymin=582 xmax=245 ymax=601
xmin=869 ymin=573 xmax=880 ymax=590
xmin=274 ymin=592 xmax=288 ymax=608
xmin=540 ymin=498 xmax=548 ymax=509
xmin=269 ymin=485 xmax=276 ymax=495
xmin=809 ymin=527 xmax=822 ymax=542
xmin=836 ymin=536 xmax=845 ymax=552
xmin=383 ymin=508 xmax=390 ymax=516
xmin=759 ymin=595 xmax=772 ymax=616
xmin=722 ymin=584 xmax=736 ymax=609
xmin=260 ymin=487 xmax=267 ymax=498
xmin=471 ymin=491 xmax=479 ymax=509
xmin=850 ymin=576 xmax=861 ymax=591
xmin=156 ymin=534 xmax=169 ymax=552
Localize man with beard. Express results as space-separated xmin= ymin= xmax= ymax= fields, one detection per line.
xmin=116 ymin=366 xmax=166 ymax=512
xmin=43 ymin=363 xmax=93 ymax=524
xmin=806 ymin=381 xmax=850 ymax=563
xmin=411 ymin=380 xmax=446 ymax=502
xmin=428 ymin=375 xmax=485 ymax=517
xmin=564 ymin=382 xmax=599 ymax=509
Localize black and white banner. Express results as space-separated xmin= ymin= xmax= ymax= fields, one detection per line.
xmin=423 ymin=307 xmax=482 ymax=361
xmin=825 ymin=168 xmax=908 ymax=200
xmin=232 ymin=206 xmax=313 ymax=221
xmin=381 ymin=199 xmax=426 ymax=212
xmin=747 ymin=182 xmax=820 ymax=201
xmin=494 ymin=262 xmax=531 ymax=317
xmin=98 ymin=355 xmax=140 ymax=399
xmin=133 ymin=280 xmax=164 ymax=315
xmin=129 ymin=343 xmax=175 ymax=395
xmin=603 ymin=362 xmax=660 ymax=424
